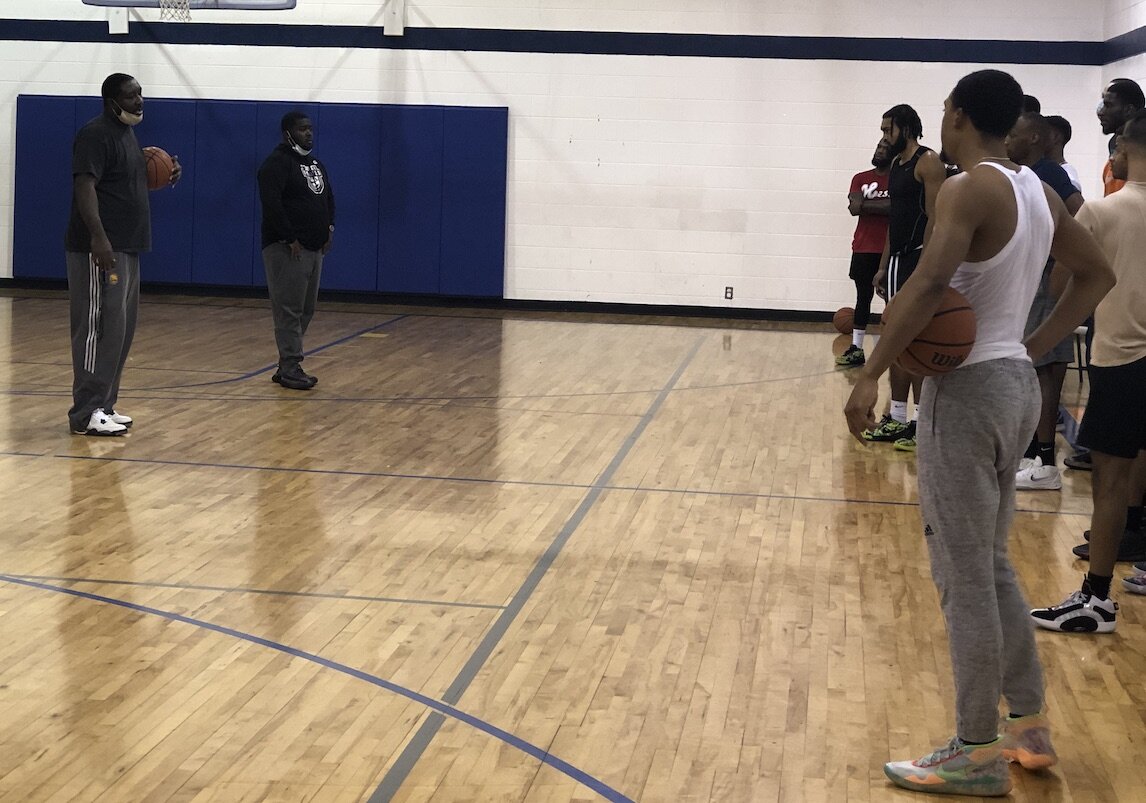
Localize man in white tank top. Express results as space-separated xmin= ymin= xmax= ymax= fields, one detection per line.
xmin=845 ymin=70 xmax=1115 ymax=797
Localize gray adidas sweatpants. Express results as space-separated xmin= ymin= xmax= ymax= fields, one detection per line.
xmin=262 ymin=242 xmax=323 ymax=371
xmin=916 ymin=358 xmax=1045 ymax=743
xmin=66 ymin=251 xmax=140 ymax=431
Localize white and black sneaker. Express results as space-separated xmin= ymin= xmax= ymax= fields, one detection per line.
xmin=106 ymin=410 xmax=133 ymax=428
xmin=1030 ymin=590 xmax=1117 ymax=633
xmin=72 ymin=408 xmax=128 ymax=437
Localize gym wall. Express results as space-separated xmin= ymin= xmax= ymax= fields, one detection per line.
xmin=0 ymin=0 xmax=1138 ymax=311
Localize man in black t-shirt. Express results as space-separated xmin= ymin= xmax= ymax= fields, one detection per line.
xmin=257 ymin=112 xmax=336 ymax=390
xmin=65 ymin=73 xmax=181 ymax=435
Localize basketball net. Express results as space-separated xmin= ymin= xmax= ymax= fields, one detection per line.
xmin=159 ymin=0 xmax=192 ymax=22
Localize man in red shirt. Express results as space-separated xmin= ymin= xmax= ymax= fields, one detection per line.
xmin=837 ymin=141 xmax=892 ymax=367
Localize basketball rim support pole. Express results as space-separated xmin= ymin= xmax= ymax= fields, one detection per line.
xmin=108 ymin=7 xmax=130 ymax=34
xmin=383 ymin=0 xmax=406 ymax=36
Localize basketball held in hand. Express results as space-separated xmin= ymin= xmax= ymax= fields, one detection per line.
xmin=894 ymin=287 xmax=976 ymax=376
xmin=143 ymin=146 xmax=175 ymax=190
xmin=833 ymin=306 xmax=855 ymax=335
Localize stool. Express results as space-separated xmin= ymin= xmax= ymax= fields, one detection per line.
xmin=1071 ymin=325 xmax=1088 ymax=382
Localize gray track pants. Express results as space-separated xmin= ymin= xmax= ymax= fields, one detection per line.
xmin=66 ymin=251 xmax=140 ymax=431
xmin=916 ymin=358 xmax=1045 ymax=743
xmin=262 ymin=242 xmax=323 ymax=370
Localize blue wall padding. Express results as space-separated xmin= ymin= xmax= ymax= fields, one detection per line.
xmin=379 ymin=106 xmax=444 ymax=294
xmin=440 ymin=107 xmax=509 ymax=297
xmin=14 ymin=95 xmax=507 ymax=298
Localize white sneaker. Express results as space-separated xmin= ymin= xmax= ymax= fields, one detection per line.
xmin=1030 ymin=589 xmax=1117 ymax=633
xmin=72 ymin=408 xmax=128 ymax=437
xmin=106 ymin=410 xmax=133 ymax=427
xmin=1016 ymin=461 xmax=1061 ymax=490
xmin=1018 ymin=456 xmax=1041 ymax=472
xmin=1122 ymin=573 xmax=1146 ymax=595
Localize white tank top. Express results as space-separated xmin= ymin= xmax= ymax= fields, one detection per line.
xmin=948 ymin=162 xmax=1054 ymax=366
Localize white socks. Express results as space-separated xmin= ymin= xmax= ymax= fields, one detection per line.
xmin=890 ymin=400 xmax=909 ymax=423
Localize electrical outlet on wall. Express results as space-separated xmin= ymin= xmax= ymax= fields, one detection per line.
xmin=724 ymin=286 xmax=734 ymax=300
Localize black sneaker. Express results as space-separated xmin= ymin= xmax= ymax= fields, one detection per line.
xmin=272 ymin=368 xmax=315 ymax=390
xmin=1071 ymin=530 xmax=1146 ymax=562
xmin=1064 ymin=451 xmax=1093 ymax=471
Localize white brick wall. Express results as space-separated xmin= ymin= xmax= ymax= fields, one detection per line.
xmin=0 ymin=0 xmax=1132 ymax=310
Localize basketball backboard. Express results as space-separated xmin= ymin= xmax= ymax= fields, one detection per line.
xmin=82 ymin=1 xmax=297 ymax=9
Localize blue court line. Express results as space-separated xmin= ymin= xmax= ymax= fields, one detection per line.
xmin=3 ymin=575 xmax=506 ymax=611
xmin=367 ymin=335 xmax=705 ymax=801
xmin=0 ymin=574 xmax=632 ymax=803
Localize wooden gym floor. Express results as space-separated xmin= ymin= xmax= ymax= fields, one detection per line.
xmin=0 ymin=289 xmax=1140 ymax=802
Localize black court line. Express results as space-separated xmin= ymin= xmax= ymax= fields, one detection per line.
xmin=367 ymin=334 xmax=705 ymax=802
xmin=29 ymin=452 xmax=1090 ymax=519
xmin=124 ymin=314 xmax=412 ymax=392
xmin=3 ymin=575 xmax=506 ymax=611
xmin=0 ymin=367 xmax=841 ymax=403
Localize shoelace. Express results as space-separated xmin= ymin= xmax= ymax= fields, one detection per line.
xmin=917 ymin=738 xmax=964 ymax=767
xmin=1059 ymin=589 xmax=1089 ymax=608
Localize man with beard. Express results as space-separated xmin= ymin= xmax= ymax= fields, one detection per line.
xmin=866 ymin=104 xmax=948 ymax=451
xmin=838 ymin=140 xmax=892 ymax=367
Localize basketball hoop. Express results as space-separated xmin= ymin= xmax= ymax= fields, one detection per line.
xmin=159 ymin=0 xmax=192 ymax=21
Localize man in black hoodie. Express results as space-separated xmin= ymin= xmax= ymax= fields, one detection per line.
xmin=257 ymin=111 xmax=335 ymax=390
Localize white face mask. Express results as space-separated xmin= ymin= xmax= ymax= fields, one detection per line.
xmin=113 ymin=103 xmax=143 ymax=126
xmin=287 ymin=132 xmax=312 ymax=157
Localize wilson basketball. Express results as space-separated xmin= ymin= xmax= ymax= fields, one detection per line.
xmin=833 ymin=306 xmax=854 ymax=335
xmin=895 ymin=287 xmax=976 ymax=376
xmin=143 ymin=146 xmax=174 ymax=190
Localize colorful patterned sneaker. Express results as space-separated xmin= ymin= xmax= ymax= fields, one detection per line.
xmin=1001 ymin=712 xmax=1058 ymax=770
xmin=893 ymin=421 xmax=917 ymax=452
xmin=884 ymin=737 xmax=1011 ymax=796
xmin=1030 ymin=589 xmax=1117 ymax=633
xmin=835 ymin=345 xmax=866 ymax=367
xmin=863 ymin=414 xmax=909 ymax=442
xmin=1122 ymin=573 xmax=1146 ymax=595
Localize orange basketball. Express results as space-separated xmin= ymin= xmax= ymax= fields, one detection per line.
xmin=833 ymin=306 xmax=854 ymax=335
xmin=895 ymin=287 xmax=976 ymax=376
xmin=143 ymin=146 xmax=174 ymax=190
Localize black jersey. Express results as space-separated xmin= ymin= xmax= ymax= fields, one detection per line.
xmin=888 ymin=146 xmax=931 ymax=256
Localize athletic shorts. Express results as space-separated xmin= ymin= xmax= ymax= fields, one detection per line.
xmin=886 ymin=247 xmax=922 ymax=299
xmin=1023 ymin=261 xmax=1074 ymax=367
xmin=849 ymin=252 xmax=881 ymax=284
xmin=1077 ymin=353 xmax=1146 ymax=459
